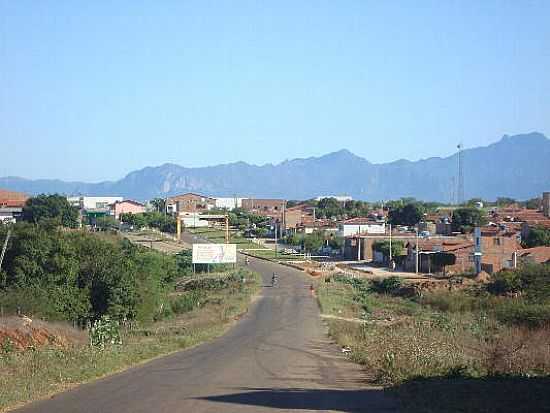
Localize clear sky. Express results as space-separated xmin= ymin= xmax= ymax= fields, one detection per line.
xmin=1 ymin=1 xmax=549 ymax=182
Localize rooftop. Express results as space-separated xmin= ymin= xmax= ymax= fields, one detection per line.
xmin=342 ymin=217 xmax=384 ymax=225
xmin=518 ymin=246 xmax=550 ymax=264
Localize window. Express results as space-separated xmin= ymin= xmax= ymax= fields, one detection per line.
xmin=493 ymin=238 xmax=501 ymax=246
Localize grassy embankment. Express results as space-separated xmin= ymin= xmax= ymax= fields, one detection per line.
xmin=317 ymin=272 xmax=550 ymax=413
xmin=0 ymin=269 xmax=260 ymax=412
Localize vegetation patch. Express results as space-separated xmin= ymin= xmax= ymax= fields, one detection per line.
xmin=0 ymin=268 xmax=260 ymax=411
xmin=317 ymin=264 xmax=550 ymax=412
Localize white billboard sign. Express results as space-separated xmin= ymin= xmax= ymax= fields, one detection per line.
xmin=192 ymin=244 xmax=237 ymax=264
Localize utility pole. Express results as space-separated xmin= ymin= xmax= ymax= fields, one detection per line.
xmin=388 ymin=223 xmax=392 ymax=263
xmin=457 ymin=143 xmax=464 ymax=205
xmin=225 ymin=215 xmax=229 ymax=244
xmin=274 ymin=221 xmax=278 ymax=256
xmin=176 ymin=215 xmax=181 ymax=242
xmin=415 ymin=228 xmax=419 ymax=274
xmin=0 ymin=228 xmax=12 ymax=273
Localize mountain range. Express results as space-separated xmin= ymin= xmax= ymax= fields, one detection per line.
xmin=1 ymin=132 xmax=549 ymax=202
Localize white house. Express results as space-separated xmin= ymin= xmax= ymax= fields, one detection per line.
xmin=68 ymin=196 xmax=123 ymax=211
xmin=337 ymin=218 xmax=386 ymax=237
xmin=0 ymin=207 xmax=22 ymax=224
xmin=214 ymin=197 xmax=244 ymax=210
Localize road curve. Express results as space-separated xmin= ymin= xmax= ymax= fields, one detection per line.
xmin=14 ymin=255 xmax=398 ymax=413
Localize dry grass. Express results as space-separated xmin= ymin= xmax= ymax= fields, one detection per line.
xmin=318 ymin=278 xmax=550 ymax=385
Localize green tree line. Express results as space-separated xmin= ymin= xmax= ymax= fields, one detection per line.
xmin=0 ymin=223 xmax=188 ymax=324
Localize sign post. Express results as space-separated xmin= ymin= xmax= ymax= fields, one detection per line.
xmin=192 ymin=244 xmax=237 ymax=264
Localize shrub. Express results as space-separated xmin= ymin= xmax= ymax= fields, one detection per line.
xmin=494 ymin=301 xmax=550 ymax=328
xmin=89 ymin=316 xmax=122 ymax=349
xmin=169 ymin=291 xmax=204 ymax=314
xmin=488 ymin=270 xmax=523 ymax=295
xmin=370 ymin=277 xmax=402 ymax=295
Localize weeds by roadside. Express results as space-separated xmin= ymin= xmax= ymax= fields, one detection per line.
xmin=0 ymin=269 xmax=260 ymax=412
xmin=317 ymin=269 xmax=550 ymax=412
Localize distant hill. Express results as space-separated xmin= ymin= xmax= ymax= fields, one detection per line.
xmin=1 ymin=132 xmax=549 ymax=202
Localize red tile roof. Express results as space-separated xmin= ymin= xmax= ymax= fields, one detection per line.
xmin=0 ymin=188 xmax=29 ymax=208
xmin=407 ymin=238 xmax=474 ymax=253
xmin=518 ymin=246 xmax=550 ymax=264
xmin=114 ymin=199 xmax=145 ymax=207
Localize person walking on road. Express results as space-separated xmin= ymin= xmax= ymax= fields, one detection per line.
xmin=271 ymin=272 xmax=278 ymax=287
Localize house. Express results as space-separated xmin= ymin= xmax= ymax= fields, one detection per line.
xmin=179 ymin=212 xmax=210 ymax=228
xmin=214 ymin=197 xmax=244 ymax=210
xmin=476 ymin=226 xmax=522 ymax=274
xmin=0 ymin=189 xmax=28 ymax=223
xmin=343 ymin=233 xmax=418 ymax=261
xmin=0 ymin=188 xmax=29 ymax=208
xmin=284 ymin=204 xmax=315 ymax=230
xmin=404 ymin=238 xmax=475 ymax=274
xmin=518 ymin=246 xmax=550 ymax=265
xmin=167 ymin=193 xmax=216 ymax=214
xmin=241 ymin=199 xmax=286 ymax=219
xmin=297 ymin=219 xmax=339 ymax=234
xmin=337 ymin=217 xmax=385 ymax=237
xmin=112 ymin=200 xmax=146 ymax=219
xmin=68 ymin=196 xmax=123 ymax=211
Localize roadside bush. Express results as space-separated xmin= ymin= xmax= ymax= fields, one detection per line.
xmin=89 ymin=316 xmax=122 ymax=350
xmin=169 ymin=291 xmax=204 ymax=315
xmin=494 ymin=301 xmax=550 ymax=328
xmin=370 ymin=277 xmax=402 ymax=295
xmin=487 ymin=263 xmax=550 ymax=303
xmin=0 ymin=223 xmax=179 ymax=324
xmin=421 ymin=291 xmax=498 ymax=313
xmin=488 ymin=270 xmax=523 ymax=295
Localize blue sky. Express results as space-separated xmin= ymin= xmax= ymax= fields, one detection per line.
xmin=1 ymin=1 xmax=549 ymax=182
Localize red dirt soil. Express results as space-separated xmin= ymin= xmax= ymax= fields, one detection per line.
xmin=0 ymin=317 xmax=87 ymax=350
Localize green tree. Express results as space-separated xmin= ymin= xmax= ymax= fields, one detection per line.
xmin=451 ymin=207 xmax=487 ymax=232
xmin=496 ymin=197 xmax=516 ymax=206
xmin=523 ymin=226 xmax=550 ymax=248
xmin=388 ymin=203 xmax=424 ymax=226
xmin=23 ymin=194 xmax=79 ymax=228
xmin=372 ymin=240 xmax=404 ymax=259
xmin=524 ymin=197 xmax=542 ymax=210
xmin=316 ymin=197 xmax=344 ymax=219
xmin=303 ymin=231 xmax=324 ymax=252
xmin=150 ymin=198 xmax=166 ymax=213
xmin=95 ymin=216 xmax=119 ymax=230
xmin=328 ymin=236 xmax=344 ymax=250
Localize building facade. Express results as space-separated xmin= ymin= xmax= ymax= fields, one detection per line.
xmin=241 ymin=199 xmax=286 ymax=218
xmin=68 ymin=196 xmax=123 ymax=211
xmin=214 ymin=197 xmax=244 ymax=210
xmin=112 ymin=200 xmax=146 ymax=219
xmin=167 ymin=193 xmax=216 ymax=214
xmin=337 ymin=218 xmax=386 ymax=237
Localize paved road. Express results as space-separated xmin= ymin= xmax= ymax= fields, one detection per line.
xmin=15 ymin=251 xmax=397 ymax=412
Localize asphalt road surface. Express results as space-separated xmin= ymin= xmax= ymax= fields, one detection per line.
xmin=15 ymin=250 xmax=398 ymax=412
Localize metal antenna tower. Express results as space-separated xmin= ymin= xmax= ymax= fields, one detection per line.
xmin=457 ymin=143 xmax=464 ymax=204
